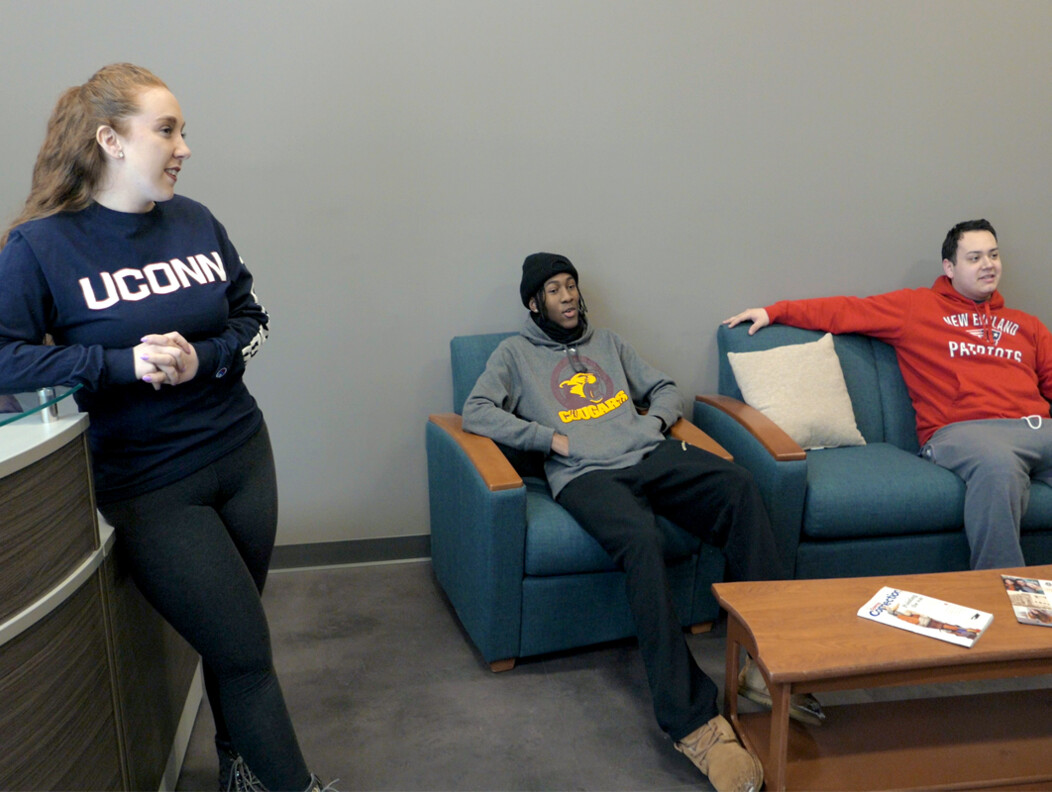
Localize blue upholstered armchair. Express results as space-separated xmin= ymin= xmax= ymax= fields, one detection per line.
xmin=426 ymin=332 xmax=728 ymax=671
xmin=692 ymin=324 xmax=1052 ymax=579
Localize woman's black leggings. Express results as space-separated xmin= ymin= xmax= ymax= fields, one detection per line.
xmin=99 ymin=422 xmax=310 ymax=791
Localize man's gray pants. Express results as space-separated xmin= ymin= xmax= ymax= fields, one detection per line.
xmin=922 ymin=417 xmax=1052 ymax=569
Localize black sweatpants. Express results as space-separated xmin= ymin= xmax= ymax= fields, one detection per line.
xmin=99 ymin=422 xmax=310 ymax=791
xmin=556 ymin=439 xmax=784 ymax=741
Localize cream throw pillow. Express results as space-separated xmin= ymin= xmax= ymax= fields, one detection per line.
xmin=727 ymin=333 xmax=865 ymax=450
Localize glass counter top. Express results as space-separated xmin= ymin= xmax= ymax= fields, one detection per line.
xmin=0 ymin=386 xmax=82 ymax=429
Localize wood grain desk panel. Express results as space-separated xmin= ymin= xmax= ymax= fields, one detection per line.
xmin=0 ymin=580 xmax=123 ymax=790
xmin=1 ymin=415 xmax=199 ymax=790
xmin=0 ymin=435 xmax=96 ymax=623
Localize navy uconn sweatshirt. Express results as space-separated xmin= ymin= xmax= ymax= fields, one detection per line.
xmin=0 ymin=196 xmax=267 ymax=503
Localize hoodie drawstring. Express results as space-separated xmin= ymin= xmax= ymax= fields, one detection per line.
xmin=979 ymin=300 xmax=994 ymax=343
xmin=565 ymin=345 xmax=588 ymax=374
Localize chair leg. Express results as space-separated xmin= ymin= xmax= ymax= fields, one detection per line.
xmin=489 ymin=658 xmax=516 ymax=672
xmin=688 ymin=621 xmax=714 ymax=635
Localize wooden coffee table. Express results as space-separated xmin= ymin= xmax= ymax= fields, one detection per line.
xmin=713 ymin=565 xmax=1052 ymax=791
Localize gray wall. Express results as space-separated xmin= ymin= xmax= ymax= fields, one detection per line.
xmin=2 ymin=1 xmax=1051 ymax=545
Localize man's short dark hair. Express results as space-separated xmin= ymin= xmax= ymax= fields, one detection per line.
xmin=942 ymin=219 xmax=997 ymax=262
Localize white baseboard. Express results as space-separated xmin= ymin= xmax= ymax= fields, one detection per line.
xmin=158 ymin=660 xmax=204 ymax=792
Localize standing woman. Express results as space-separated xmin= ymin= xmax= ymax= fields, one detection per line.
xmin=0 ymin=64 xmax=331 ymax=792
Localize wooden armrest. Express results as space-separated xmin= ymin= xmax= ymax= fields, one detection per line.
xmin=668 ymin=418 xmax=732 ymax=461
xmin=428 ymin=413 xmax=524 ymax=492
xmin=694 ymin=395 xmax=807 ymax=462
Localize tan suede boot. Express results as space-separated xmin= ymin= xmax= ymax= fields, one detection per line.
xmin=674 ymin=714 xmax=764 ymax=792
xmin=739 ymin=656 xmax=825 ymax=726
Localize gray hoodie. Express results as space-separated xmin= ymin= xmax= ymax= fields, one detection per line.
xmin=462 ymin=317 xmax=682 ymax=497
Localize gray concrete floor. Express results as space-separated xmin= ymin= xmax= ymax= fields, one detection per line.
xmin=176 ymin=561 xmax=1052 ymax=791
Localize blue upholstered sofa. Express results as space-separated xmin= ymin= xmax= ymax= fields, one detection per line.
xmin=692 ymin=324 xmax=1052 ymax=579
xmin=426 ymin=332 xmax=729 ymax=671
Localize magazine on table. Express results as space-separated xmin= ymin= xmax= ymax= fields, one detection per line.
xmin=857 ymin=586 xmax=994 ymax=647
xmin=1001 ymin=575 xmax=1052 ymax=627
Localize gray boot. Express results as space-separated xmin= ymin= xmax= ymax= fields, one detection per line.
xmin=216 ymin=738 xmax=237 ymax=791
xmin=303 ymin=774 xmax=341 ymax=792
xmin=218 ymin=746 xmax=264 ymax=792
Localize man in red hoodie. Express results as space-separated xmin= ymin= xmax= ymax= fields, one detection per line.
xmin=724 ymin=219 xmax=1052 ymax=570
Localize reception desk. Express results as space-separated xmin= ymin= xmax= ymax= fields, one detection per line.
xmin=0 ymin=393 xmax=201 ymax=791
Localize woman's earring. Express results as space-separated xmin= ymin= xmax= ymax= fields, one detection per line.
xmin=117 ymin=151 xmax=124 ymax=159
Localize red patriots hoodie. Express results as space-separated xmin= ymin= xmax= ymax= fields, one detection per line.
xmin=765 ymin=276 xmax=1052 ymax=445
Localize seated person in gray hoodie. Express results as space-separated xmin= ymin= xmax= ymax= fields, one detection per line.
xmin=462 ymin=253 xmax=788 ymax=792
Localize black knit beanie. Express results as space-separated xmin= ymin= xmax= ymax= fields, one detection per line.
xmin=520 ymin=253 xmax=579 ymax=308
